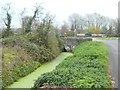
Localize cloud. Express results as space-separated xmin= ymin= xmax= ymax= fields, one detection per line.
xmin=0 ymin=0 xmax=119 ymax=28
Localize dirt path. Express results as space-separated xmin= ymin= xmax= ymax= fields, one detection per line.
xmin=7 ymin=52 xmax=73 ymax=88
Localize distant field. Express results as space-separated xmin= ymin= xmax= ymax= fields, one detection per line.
xmin=100 ymin=37 xmax=119 ymax=40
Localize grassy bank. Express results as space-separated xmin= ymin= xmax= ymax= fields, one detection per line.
xmin=2 ymin=46 xmax=41 ymax=88
xmin=33 ymin=41 xmax=112 ymax=88
xmin=2 ymin=30 xmax=62 ymax=88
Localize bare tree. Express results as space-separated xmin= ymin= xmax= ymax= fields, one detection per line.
xmin=85 ymin=14 xmax=95 ymax=28
xmin=107 ymin=18 xmax=118 ymax=36
xmin=24 ymin=4 xmax=43 ymax=33
xmin=20 ymin=8 xmax=26 ymax=32
xmin=1 ymin=3 xmax=13 ymax=38
xmin=42 ymin=12 xmax=55 ymax=30
xmin=2 ymin=3 xmax=12 ymax=31
xmin=60 ymin=21 xmax=69 ymax=36
xmin=69 ymin=13 xmax=89 ymax=35
xmin=67 ymin=12 xmax=117 ymax=36
xmin=69 ymin=13 xmax=81 ymax=32
xmin=85 ymin=13 xmax=105 ymax=29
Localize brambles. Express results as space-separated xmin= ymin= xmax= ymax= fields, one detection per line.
xmin=33 ymin=41 xmax=112 ymax=88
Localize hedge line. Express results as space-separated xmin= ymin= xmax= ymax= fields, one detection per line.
xmin=33 ymin=41 xmax=112 ymax=88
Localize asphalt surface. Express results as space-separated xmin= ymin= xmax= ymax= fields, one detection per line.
xmin=95 ymin=39 xmax=119 ymax=89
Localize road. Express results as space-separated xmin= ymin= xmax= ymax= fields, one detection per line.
xmin=94 ymin=39 xmax=119 ymax=89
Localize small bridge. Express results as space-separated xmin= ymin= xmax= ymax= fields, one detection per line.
xmin=63 ymin=37 xmax=92 ymax=52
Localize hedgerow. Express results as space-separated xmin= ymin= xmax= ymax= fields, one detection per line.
xmin=33 ymin=41 xmax=112 ymax=88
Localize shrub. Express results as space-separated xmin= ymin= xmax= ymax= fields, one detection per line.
xmin=2 ymin=35 xmax=54 ymax=62
xmin=2 ymin=29 xmax=13 ymax=38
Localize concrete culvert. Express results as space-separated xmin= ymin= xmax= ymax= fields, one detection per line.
xmin=62 ymin=45 xmax=71 ymax=52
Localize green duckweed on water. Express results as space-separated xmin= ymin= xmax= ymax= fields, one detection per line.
xmin=7 ymin=52 xmax=73 ymax=88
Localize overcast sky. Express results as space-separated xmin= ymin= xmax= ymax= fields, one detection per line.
xmin=0 ymin=0 xmax=119 ymax=28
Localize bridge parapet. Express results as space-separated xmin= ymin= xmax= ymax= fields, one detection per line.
xmin=63 ymin=37 xmax=92 ymax=51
